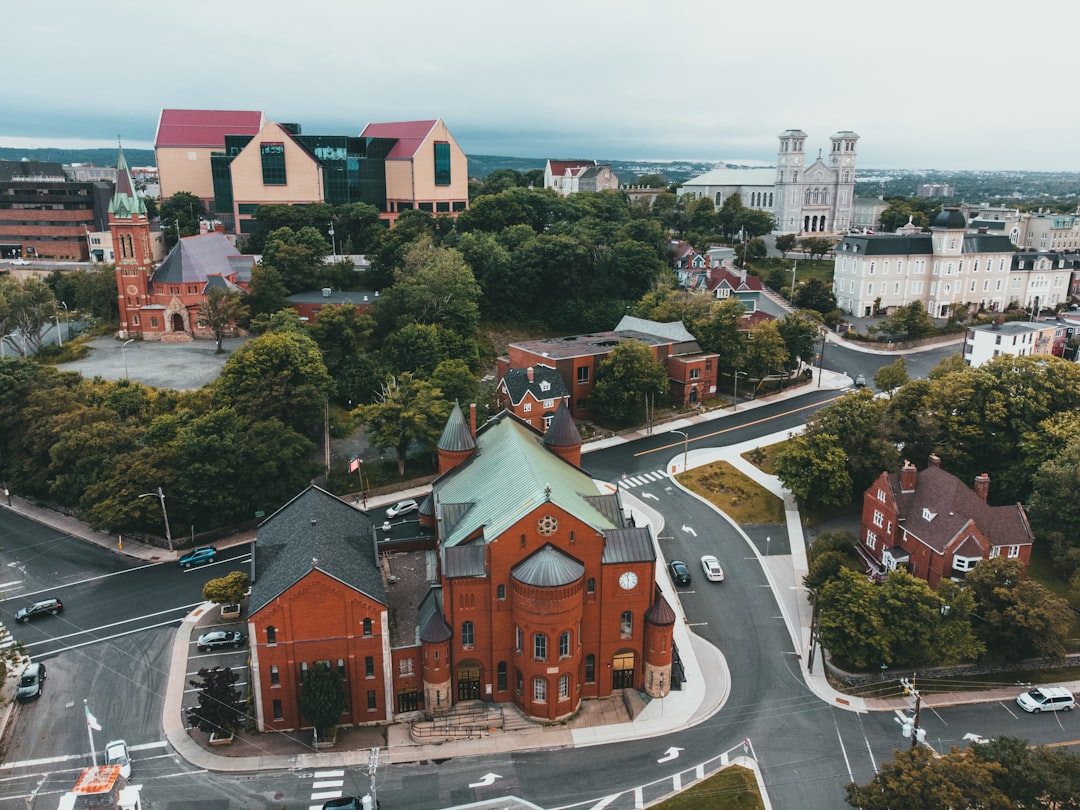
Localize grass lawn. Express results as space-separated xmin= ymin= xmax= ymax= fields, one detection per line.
xmin=676 ymin=461 xmax=784 ymax=524
xmin=740 ymin=444 xmax=782 ymax=475
xmin=651 ymin=765 xmax=764 ymax=810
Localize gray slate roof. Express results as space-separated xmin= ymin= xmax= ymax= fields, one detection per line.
xmin=511 ymin=544 xmax=585 ymax=587
xmin=543 ymin=405 xmax=580 ymax=449
xmin=250 ymin=485 xmax=385 ymax=613
xmin=438 ymin=402 xmax=477 ymax=453
xmin=614 ymin=316 xmax=697 ymax=343
xmin=601 ymin=527 xmax=656 ymax=564
xmin=152 ymin=232 xmax=252 ymax=286
xmin=885 ymin=465 xmax=1032 ymax=554
xmin=500 ymin=365 xmax=569 ymax=407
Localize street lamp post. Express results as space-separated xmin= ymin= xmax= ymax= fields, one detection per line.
xmin=138 ymin=486 xmax=174 ymax=552
xmin=328 ymin=223 xmax=336 ymax=262
xmin=817 ymin=328 xmax=827 ymax=388
xmin=122 ymin=338 xmax=134 ymax=379
xmin=732 ymin=371 xmax=748 ymax=411
xmin=789 ymin=261 xmax=798 ymax=302
xmin=670 ymin=429 xmax=689 ymax=473
xmin=53 ymin=315 xmax=62 ymax=347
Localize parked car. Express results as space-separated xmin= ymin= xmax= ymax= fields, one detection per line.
xmin=105 ymin=739 xmax=131 ymax=779
xmin=196 ymin=630 xmax=247 ymax=652
xmin=386 ymin=499 xmax=418 ymax=519
xmin=323 ymin=799 xmax=365 ymax=810
xmin=15 ymin=597 xmax=63 ymax=623
xmin=853 ymin=374 xmax=867 ymax=388
xmin=700 ymin=555 xmax=725 ymax=582
xmin=668 ymin=559 xmax=691 ymax=586
xmin=8 ymin=258 xmax=30 ymax=266
xmin=178 ymin=546 xmax=217 ymax=568
xmin=1016 ymin=686 xmax=1075 ymax=713
xmin=15 ymin=662 xmax=46 ymax=702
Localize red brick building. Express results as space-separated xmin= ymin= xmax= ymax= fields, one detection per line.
xmin=498 ymin=317 xmax=719 ymax=419
xmin=247 ymin=406 xmax=676 ymax=732
xmin=110 ymin=148 xmax=251 ymax=341
xmin=495 ymin=364 xmax=571 ymax=429
xmin=857 ymin=454 xmax=1034 ymax=589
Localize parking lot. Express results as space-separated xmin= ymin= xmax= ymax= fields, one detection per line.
xmin=57 ymin=336 xmax=249 ymax=390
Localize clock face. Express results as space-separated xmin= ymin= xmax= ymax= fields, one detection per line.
xmin=779 ymin=157 xmax=787 ymax=166
xmin=793 ymin=156 xmax=801 ymax=165
xmin=126 ymin=284 xmax=138 ymax=295
xmin=844 ymin=157 xmax=853 ymax=165
xmin=619 ymin=571 xmax=638 ymax=590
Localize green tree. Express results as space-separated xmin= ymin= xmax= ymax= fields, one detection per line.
xmin=202 ymin=571 xmax=250 ymax=606
xmin=845 ymin=746 xmax=1009 ymax=810
xmin=186 ymin=666 xmax=245 ymax=737
xmin=966 ymin=556 xmax=1073 ymax=660
xmin=298 ymin=662 xmax=346 ymax=737
xmin=260 ymin=226 xmax=330 ymax=294
xmin=247 ymin=264 xmax=290 ymax=321
xmin=0 ymin=276 xmax=57 ymax=355
xmin=792 ymin=277 xmax=837 ymax=315
xmin=377 ymin=241 xmax=481 ymax=339
xmin=775 ymin=311 xmax=821 ymax=381
xmin=804 ymin=550 xmax=852 ymax=593
xmin=873 ymin=356 xmax=909 ymax=396
xmin=817 ymin=568 xmax=891 ymax=669
xmin=742 ymin=320 xmax=787 ymax=395
xmin=1027 ymin=434 xmax=1080 ymax=540
xmin=799 ymin=237 xmax=835 ymax=261
xmin=695 ymin=297 xmax=745 ymax=378
xmin=876 ymin=569 xmax=942 ymax=667
xmin=774 ymin=430 xmax=853 ymax=510
xmin=428 ymin=358 xmax=478 ymax=408
xmin=932 ymin=580 xmax=985 ymax=665
xmin=878 ymin=301 xmax=935 ymax=339
xmin=307 ymin=304 xmax=375 ymax=376
xmin=214 ymin=329 xmax=331 ymax=434
xmin=175 ymin=408 xmax=246 ymax=526
xmin=808 ymin=389 xmax=899 ymax=499
xmin=589 ymin=340 xmax=670 ymax=428
xmin=159 ymin=192 xmax=207 ymax=251
xmin=774 ymin=234 xmax=797 ymax=256
xmin=355 ymin=373 xmax=451 ymax=476
xmin=197 ymin=287 xmax=249 ymax=353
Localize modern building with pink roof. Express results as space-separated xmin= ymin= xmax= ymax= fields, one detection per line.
xmin=155 ymin=109 xmax=266 ymax=205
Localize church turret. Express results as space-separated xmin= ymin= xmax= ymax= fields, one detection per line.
xmin=110 ymin=147 xmax=154 ymax=337
xmin=542 ymin=406 xmax=581 ymax=467
xmin=437 ymin=402 xmax=476 ymax=474
xmin=643 ymin=594 xmax=676 ymax=698
xmin=419 ymin=610 xmax=453 ymax=715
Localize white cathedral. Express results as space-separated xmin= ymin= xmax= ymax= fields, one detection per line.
xmin=679 ymin=129 xmax=859 ymax=235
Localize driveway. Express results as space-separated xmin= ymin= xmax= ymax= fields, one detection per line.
xmin=57 ymin=336 xmax=248 ymax=390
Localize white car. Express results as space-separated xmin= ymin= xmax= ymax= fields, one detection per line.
xmin=8 ymin=258 xmax=30 ymax=266
xmin=105 ymin=739 xmax=131 ymax=779
xmin=701 ymin=555 xmax=725 ymax=582
xmin=386 ymin=499 xmax=418 ymax=519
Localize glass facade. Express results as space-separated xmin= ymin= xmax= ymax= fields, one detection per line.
xmin=434 ymin=141 xmax=451 ymax=186
xmin=260 ymin=143 xmax=287 ymax=185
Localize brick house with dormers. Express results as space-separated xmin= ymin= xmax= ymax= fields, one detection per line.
xmin=495 ymin=364 xmax=571 ymax=430
xmin=858 ymin=454 xmax=1034 ymax=589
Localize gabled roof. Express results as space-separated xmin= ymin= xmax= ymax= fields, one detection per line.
xmin=155 ymin=109 xmax=265 ymax=148
xmin=706 ymin=266 xmax=763 ymax=293
xmin=500 ymin=364 xmax=569 ymax=406
xmin=152 ymin=232 xmax=250 ymax=286
xmin=434 ymin=413 xmax=617 ymax=547
xmin=884 ymin=465 xmax=1032 ymax=554
xmin=250 ymin=485 xmax=384 ymax=613
xmin=547 ymin=159 xmax=598 ymax=177
xmin=681 ymin=167 xmax=775 ymax=188
xmin=360 ymin=119 xmax=439 ymax=160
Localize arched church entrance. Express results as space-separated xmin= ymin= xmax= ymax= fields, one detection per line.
xmin=456 ymin=660 xmax=482 ymax=701
xmin=170 ymin=313 xmax=185 ymax=333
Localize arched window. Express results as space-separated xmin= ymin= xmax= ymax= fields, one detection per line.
xmin=266 ymin=626 xmax=277 ymax=644
xmin=620 ymin=611 xmax=633 ymax=637
xmin=534 ymin=633 xmax=547 ymax=661
xmin=559 ymin=631 xmax=570 ymax=658
xmin=461 ymin=620 xmax=474 ymax=647
xmin=363 ymin=618 xmax=372 ymax=636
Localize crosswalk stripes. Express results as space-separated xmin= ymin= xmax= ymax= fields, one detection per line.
xmin=309 ymin=769 xmax=345 ymax=809
xmin=618 ymin=470 xmax=670 ymax=489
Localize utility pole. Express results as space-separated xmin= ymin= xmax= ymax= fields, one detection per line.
xmin=899 ymin=675 xmax=925 ymax=748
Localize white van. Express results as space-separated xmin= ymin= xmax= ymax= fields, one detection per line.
xmin=1016 ymin=686 xmax=1075 ymax=713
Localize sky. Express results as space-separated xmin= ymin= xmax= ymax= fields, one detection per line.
xmin=2 ymin=0 xmax=1076 ymax=172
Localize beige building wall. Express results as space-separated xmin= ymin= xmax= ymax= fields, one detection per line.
xmin=156 ymin=146 xmax=218 ymax=205
xmin=385 ymin=120 xmax=468 ymax=212
xmin=229 ymin=121 xmax=324 ymax=208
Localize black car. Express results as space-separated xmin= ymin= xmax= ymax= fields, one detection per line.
xmin=196 ymin=630 xmax=247 ymax=652
xmin=15 ymin=597 xmax=63 ymax=623
xmin=668 ymin=560 xmax=691 ymax=585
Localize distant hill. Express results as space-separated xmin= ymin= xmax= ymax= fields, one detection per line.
xmin=0 ymin=147 xmax=156 ymax=167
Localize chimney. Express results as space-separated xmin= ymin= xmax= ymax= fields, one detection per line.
xmin=527 ymin=366 xmax=534 ymax=383
xmin=928 ymin=453 xmax=941 ymax=468
xmin=469 ymin=403 xmax=477 ymax=438
xmin=974 ymin=473 xmax=990 ymax=502
xmin=900 ymin=459 xmax=917 ymax=492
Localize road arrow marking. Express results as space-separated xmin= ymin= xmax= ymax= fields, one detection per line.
xmin=963 ymin=732 xmax=990 ymax=744
xmin=681 ymin=525 xmax=697 ymax=536
xmin=469 ymin=773 xmax=502 ymax=788
xmin=641 ymin=492 xmax=659 ymax=501
xmin=657 ymin=746 xmax=684 ymax=763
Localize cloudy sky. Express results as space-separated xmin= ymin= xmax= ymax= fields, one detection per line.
xmin=2 ymin=0 xmax=1074 ymax=172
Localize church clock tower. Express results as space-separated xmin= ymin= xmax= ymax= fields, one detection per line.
xmin=774 ymin=129 xmax=807 ymax=235
xmin=109 ymin=147 xmax=153 ymax=337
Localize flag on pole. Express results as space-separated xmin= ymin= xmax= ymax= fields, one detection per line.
xmin=85 ymin=704 xmax=102 ymax=731
xmin=349 ymin=456 xmax=360 ymax=473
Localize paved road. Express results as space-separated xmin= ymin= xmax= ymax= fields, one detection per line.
xmin=55 ymin=336 xmax=248 ymax=390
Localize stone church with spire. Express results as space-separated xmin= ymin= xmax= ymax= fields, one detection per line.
xmin=109 ymin=147 xmax=250 ymax=341
xmin=246 ymin=405 xmax=675 ymax=732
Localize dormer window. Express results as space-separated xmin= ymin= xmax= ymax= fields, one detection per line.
xmin=539 ymin=380 xmax=550 ymax=392
xmin=922 ymin=507 xmax=936 ymax=521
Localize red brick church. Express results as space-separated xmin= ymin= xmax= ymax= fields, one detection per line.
xmin=247 ymin=405 xmax=676 ymax=731
xmin=110 ymin=148 xmax=250 ymax=341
